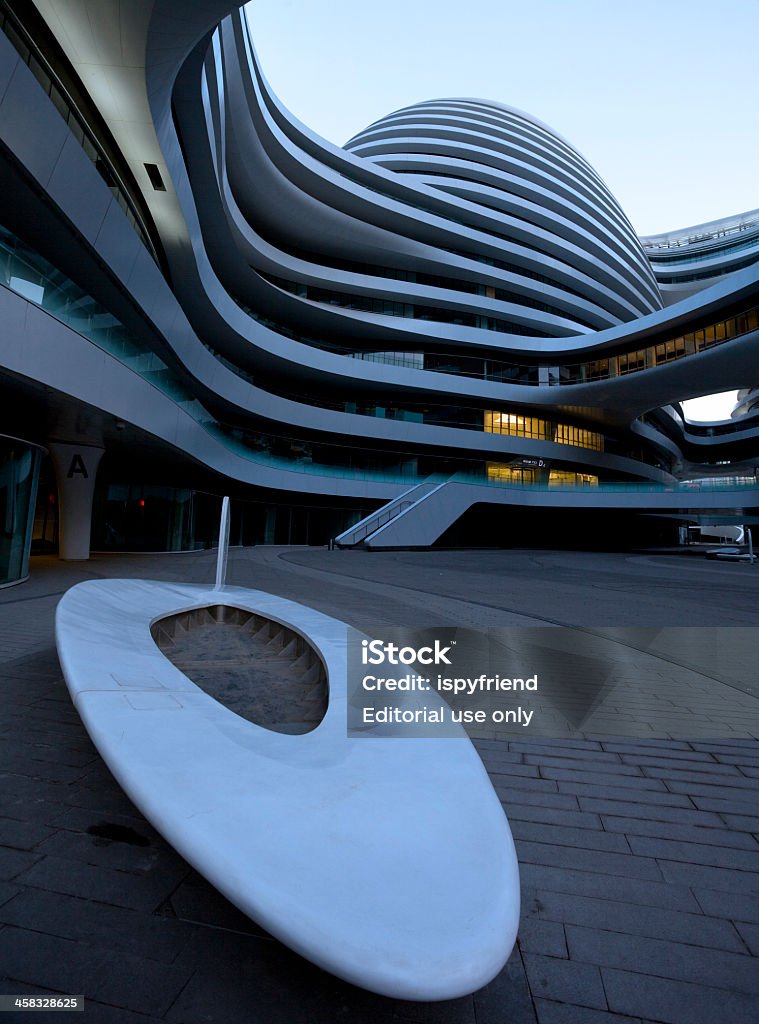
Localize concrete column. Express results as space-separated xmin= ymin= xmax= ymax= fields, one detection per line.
xmin=48 ymin=443 xmax=104 ymax=560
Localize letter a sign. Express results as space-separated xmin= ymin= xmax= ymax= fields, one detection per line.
xmin=67 ymin=454 xmax=89 ymax=479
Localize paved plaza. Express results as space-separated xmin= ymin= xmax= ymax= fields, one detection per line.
xmin=1 ymin=547 xmax=758 ymax=1023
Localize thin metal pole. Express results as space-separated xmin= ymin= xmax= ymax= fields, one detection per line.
xmin=214 ymin=496 xmax=230 ymax=589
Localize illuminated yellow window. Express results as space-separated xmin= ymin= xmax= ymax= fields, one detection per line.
xmin=485 ymin=412 xmax=602 ymax=450
xmin=548 ymin=471 xmax=598 ymax=487
xmin=486 ymin=464 xmax=599 ymax=487
xmin=486 ymin=463 xmax=538 ymax=484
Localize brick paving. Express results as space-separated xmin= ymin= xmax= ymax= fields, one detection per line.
xmin=0 ymin=547 xmax=758 ymax=1022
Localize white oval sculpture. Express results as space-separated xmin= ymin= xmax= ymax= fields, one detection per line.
xmin=55 ymin=579 xmax=520 ymax=1000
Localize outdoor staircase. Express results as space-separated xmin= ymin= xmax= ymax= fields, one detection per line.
xmin=334 ymin=480 xmax=441 ymax=547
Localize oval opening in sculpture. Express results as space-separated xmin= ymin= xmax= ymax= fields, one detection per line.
xmin=151 ymin=605 xmax=328 ymax=733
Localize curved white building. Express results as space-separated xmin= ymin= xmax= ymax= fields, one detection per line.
xmin=344 ymin=97 xmax=662 ymax=329
xmin=0 ymin=2 xmax=757 ymax=574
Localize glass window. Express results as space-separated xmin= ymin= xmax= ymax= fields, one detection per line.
xmin=0 ymin=439 xmax=42 ymax=586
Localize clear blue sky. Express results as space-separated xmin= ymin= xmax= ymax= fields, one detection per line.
xmin=247 ymin=0 xmax=757 ymax=236
xmin=246 ymin=0 xmax=757 ymax=418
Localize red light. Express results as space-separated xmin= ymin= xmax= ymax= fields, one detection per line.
xmin=138 ymin=499 xmax=145 ymax=507
xmin=48 ymin=493 xmax=55 ymax=504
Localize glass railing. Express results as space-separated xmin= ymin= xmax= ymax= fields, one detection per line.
xmin=682 ymin=416 xmax=759 ymax=438
xmin=642 ymin=216 xmax=759 ymax=251
xmin=654 ymin=259 xmax=759 ymax=285
xmin=8 ymin=250 xmax=756 ymax=498
xmin=210 ymin=343 xmax=617 ymax=449
xmin=4 ymin=223 xmax=756 ymax=494
xmin=0 ymin=228 xmax=502 ymax=486
xmin=229 ymin=276 xmax=758 ymax=390
xmin=648 ymin=233 xmax=759 ymax=266
xmin=451 ymin=472 xmax=759 ymax=494
xmin=343 ymin=305 xmax=759 ymax=387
